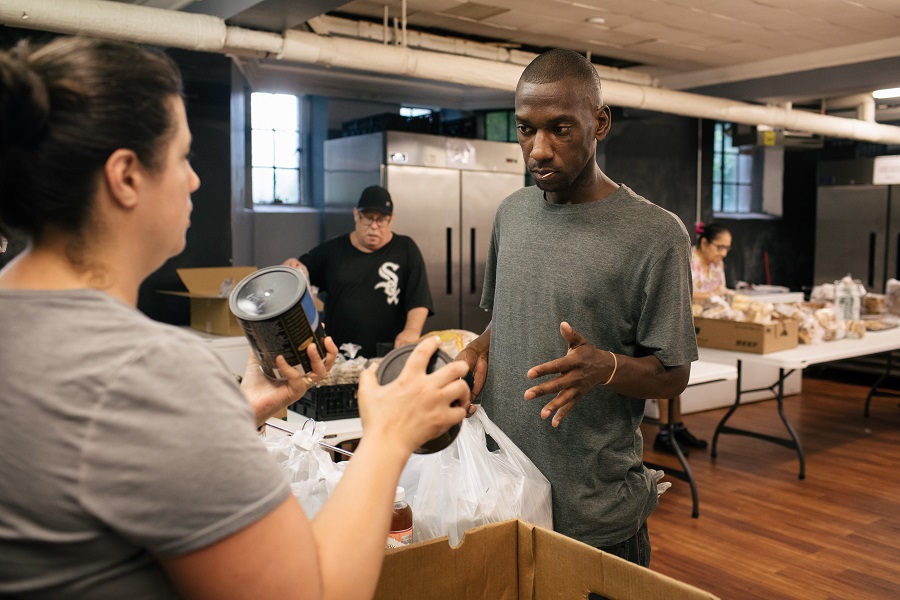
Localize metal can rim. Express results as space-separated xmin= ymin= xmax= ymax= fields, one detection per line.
xmin=228 ymin=265 xmax=307 ymax=321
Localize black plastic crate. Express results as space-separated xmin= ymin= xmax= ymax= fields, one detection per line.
xmin=289 ymin=383 xmax=359 ymax=421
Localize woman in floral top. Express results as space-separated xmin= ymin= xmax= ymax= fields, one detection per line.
xmin=691 ymin=222 xmax=732 ymax=301
xmin=653 ymin=222 xmax=734 ymax=457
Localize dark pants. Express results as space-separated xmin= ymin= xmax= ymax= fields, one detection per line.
xmin=588 ymin=522 xmax=652 ymax=600
xmin=598 ymin=520 xmax=651 ymax=567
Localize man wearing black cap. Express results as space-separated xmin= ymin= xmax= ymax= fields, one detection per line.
xmin=283 ymin=185 xmax=433 ymax=358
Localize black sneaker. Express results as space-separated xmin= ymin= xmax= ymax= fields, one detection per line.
xmin=674 ymin=426 xmax=708 ymax=449
xmin=653 ymin=432 xmax=688 ymax=457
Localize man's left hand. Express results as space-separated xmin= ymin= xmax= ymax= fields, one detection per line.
xmin=523 ymin=321 xmax=610 ymax=427
xmin=394 ymin=329 xmax=421 ymax=348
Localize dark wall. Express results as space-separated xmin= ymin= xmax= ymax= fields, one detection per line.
xmin=0 ymin=27 xmax=58 ymax=268
xmin=717 ymin=149 xmax=818 ymax=292
xmin=137 ymin=49 xmax=235 ymax=325
xmin=602 ymin=110 xmax=819 ymax=294
xmin=603 ymin=107 xmax=699 ymax=235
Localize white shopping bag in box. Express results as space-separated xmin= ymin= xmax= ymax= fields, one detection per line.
xmin=261 ymin=424 xmax=346 ymax=519
xmin=399 ymin=407 xmax=553 ymax=547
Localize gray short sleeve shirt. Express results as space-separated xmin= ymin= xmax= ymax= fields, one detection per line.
xmin=0 ymin=290 xmax=291 ymax=599
xmin=480 ymin=184 xmax=698 ymax=547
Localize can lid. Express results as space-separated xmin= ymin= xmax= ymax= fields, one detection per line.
xmin=376 ymin=344 xmax=459 ymax=455
xmin=229 ymin=266 xmax=306 ymax=320
xmin=394 ymin=486 xmax=406 ymax=503
xmin=375 ymin=344 xmax=453 ymax=384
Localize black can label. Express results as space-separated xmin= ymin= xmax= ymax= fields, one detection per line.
xmin=230 ymin=267 xmax=326 ymax=380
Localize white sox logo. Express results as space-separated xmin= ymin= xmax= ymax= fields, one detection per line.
xmin=374 ymin=262 xmax=400 ymax=305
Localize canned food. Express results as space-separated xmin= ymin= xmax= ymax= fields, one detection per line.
xmin=375 ymin=345 xmax=461 ymax=454
xmin=229 ymin=266 xmax=327 ymax=380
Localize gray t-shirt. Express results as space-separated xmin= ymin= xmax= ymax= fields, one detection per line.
xmin=0 ymin=289 xmax=291 ymax=599
xmin=480 ymin=184 xmax=698 ymax=547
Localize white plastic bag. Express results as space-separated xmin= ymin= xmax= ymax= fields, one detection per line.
xmin=399 ymin=407 xmax=553 ymax=547
xmin=260 ymin=424 xmax=346 ymax=518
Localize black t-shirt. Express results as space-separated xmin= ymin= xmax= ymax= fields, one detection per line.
xmin=300 ymin=234 xmax=433 ymax=358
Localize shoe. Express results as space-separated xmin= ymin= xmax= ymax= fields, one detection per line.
xmin=674 ymin=426 xmax=708 ymax=449
xmin=653 ymin=432 xmax=688 ymax=457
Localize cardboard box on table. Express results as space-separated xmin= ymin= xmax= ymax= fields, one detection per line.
xmin=375 ymin=520 xmax=718 ymax=600
xmin=694 ymin=317 xmax=799 ymax=354
xmin=158 ymin=267 xmax=257 ymax=336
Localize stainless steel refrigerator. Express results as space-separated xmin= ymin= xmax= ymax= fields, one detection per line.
xmin=815 ymin=158 xmax=900 ymax=292
xmin=324 ymin=131 xmax=525 ymax=333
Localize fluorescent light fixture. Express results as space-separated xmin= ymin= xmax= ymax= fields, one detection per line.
xmin=872 ymin=87 xmax=900 ymax=99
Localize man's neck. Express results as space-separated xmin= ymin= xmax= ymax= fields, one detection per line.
xmin=350 ymin=231 xmax=392 ymax=253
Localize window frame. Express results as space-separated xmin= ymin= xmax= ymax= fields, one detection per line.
xmin=250 ymin=92 xmax=307 ymax=207
xmin=711 ymin=122 xmax=756 ymax=215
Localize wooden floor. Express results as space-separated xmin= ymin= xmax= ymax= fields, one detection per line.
xmin=641 ymin=376 xmax=900 ymax=600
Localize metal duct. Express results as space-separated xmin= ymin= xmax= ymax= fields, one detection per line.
xmin=4 ymin=0 xmax=900 ymax=144
xmin=304 ymin=15 xmax=656 ymax=88
xmin=3 ymin=0 xmax=226 ymax=51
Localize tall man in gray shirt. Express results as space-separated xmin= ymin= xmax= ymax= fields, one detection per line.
xmin=457 ymin=48 xmax=698 ymax=567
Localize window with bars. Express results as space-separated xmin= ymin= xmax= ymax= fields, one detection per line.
xmin=251 ymin=92 xmax=303 ymax=205
xmin=485 ymin=110 xmax=517 ymax=143
xmin=712 ymin=122 xmax=754 ymax=214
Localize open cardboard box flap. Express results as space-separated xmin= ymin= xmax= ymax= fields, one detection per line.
xmin=159 ymin=266 xmax=258 ymax=299
xmin=375 ymin=519 xmax=718 ymax=600
xmin=158 ymin=267 xmax=257 ymax=336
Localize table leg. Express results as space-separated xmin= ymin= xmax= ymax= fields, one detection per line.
xmin=711 ymin=363 xmax=805 ymax=479
xmin=773 ymin=370 xmax=805 ymax=479
xmin=711 ymin=360 xmax=743 ymax=459
xmin=864 ymin=350 xmax=900 ymax=417
xmin=645 ymin=395 xmax=699 ymax=518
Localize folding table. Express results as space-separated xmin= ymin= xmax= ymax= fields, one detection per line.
xmin=698 ymin=326 xmax=900 ymax=479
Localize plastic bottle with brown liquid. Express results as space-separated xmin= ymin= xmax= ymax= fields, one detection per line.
xmin=386 ymin=486 xmax=413 ymax=549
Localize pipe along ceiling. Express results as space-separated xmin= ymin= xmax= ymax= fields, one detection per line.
xmin=3 ymin=0 xmax=900 ymax=144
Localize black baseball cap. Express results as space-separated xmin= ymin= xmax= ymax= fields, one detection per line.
xmin=357 ymin=186 xmax=393 ymax=215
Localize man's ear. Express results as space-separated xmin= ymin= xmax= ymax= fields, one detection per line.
xmin=103 ymin=148 xmax=142 ymax=209
xmin=595 ymin=105 xmax=612 ymax=142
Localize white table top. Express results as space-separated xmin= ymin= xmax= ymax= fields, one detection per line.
xmin=688 ymin=360 xmax=738 ymax=386
xmin=698 ymin=325 xmax=900 ymax=370
xmin=737 ymin=291 xmax=805 ymax=304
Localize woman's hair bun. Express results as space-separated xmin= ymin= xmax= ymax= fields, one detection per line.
xmin=0 ymin=45 xmax=51 ymax=150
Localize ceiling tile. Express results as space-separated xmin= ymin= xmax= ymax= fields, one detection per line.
xmin=703 ymin=41 xmax=780 ymax=64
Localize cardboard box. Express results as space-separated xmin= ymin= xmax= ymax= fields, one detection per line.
xmin=159 ymin=267 xmax=257 ymax=336
xmin=694 ymin=317 xmax=799 ymax=354
xmin=375 ymin=520 xmax=718 ymax=600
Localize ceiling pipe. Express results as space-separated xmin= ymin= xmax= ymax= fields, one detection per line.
xmin=307 ymin=15 xmax=655 ymax=86
xmin=824 ymin=93 xmax=877 ymax=123
xmin=4 ymin=0 xmax=900 ymax=144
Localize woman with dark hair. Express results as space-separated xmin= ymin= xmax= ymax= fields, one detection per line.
xmin=691 ymin=221 xmax=733 ymax=302
xmin=653 ymin=222 xmax=734 ymax=455
xmin=0 ymin=36 xmax=470 ymax=599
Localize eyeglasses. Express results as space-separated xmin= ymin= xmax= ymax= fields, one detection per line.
xmin=713 ymin=243 xmax=731 ymax=252
xmin=358 ymin=212 xmax=392 ymax=227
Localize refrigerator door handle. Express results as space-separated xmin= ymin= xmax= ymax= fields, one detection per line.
xmin=446 ymin=227 xmax=453 ymax=295
xmin=470 ymin=228 xmax=477 ymax=294
xmin=868 ymin=231 xmax=876 ymax=289
xmin=894 ymin=233 xmax=900 ymax=279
